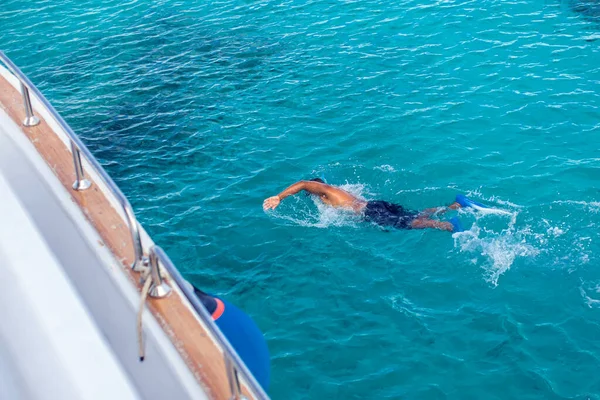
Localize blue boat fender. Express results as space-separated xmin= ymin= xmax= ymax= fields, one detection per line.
xmin=190 ymin=284 xmax=270 ymax=391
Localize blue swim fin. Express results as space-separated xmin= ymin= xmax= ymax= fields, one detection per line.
xmin=455 ymin=194 xmax=488 ymax=209
xmin=449 ymin=216 xmax=463 ymax=233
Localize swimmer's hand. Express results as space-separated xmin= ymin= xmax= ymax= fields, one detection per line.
xmin=263 ymin=196 xmax=281 ymax=210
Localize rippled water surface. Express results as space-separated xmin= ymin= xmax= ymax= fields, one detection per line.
xmin=2 ymin=0 xmax=600 ymax=398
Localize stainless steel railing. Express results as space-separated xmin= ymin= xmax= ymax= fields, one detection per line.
xmin=0 ymin=51 xmax=144 ymax=271
xmin=0 ymin=51 xmax=269 ymax=400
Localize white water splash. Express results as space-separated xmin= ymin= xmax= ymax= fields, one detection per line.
xmin=275 ymin=208 xmax=362 ymax=229
xmin=467 ymin=204 xmax=513 ymax=216
xmin=545 ymin=224 xmax=565 ymax=238
xmin=453 ymin=199 xmax=539 ymax=286
xmin=580 ymin=281 xmax=600 ymax=308
xmin=374 ymin=164 xmax=396 ymax=172
xmin=271 ymin=183 xmax=367 ymax=229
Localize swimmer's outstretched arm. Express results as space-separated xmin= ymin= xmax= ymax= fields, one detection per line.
xmin=263 ymin=181 xmax=326 ymax=210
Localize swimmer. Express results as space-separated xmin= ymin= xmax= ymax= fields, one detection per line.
xmin=263 ymin=178 xmax=464 ymax=232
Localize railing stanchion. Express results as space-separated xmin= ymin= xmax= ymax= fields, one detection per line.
xmin=225 ymin=356 xmax=244 ymax=400
xmin=127 ymin=213 xmax=145 ymax=272
xmin=148 ymin=246 xmax=171 ymax=298
xmin=71 ymin=141 xmax=92 ymax=190
xmin=20 ymin=82 xmax=40 ymax=127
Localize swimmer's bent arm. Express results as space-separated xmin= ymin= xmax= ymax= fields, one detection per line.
xmin=263 ymin=181 xmax=325 ymax=210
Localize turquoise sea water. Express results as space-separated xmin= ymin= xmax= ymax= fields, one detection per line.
xmin=2 ymin=0 xmax=600 ymax=398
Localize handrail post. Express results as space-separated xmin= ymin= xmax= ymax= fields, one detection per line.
xmin=20 ymin=82 xmax=40 ymax=127
xmin=71 ymin=141 xmax=92 ymax=190
xmin=148 ymin=246 xmax=172 ymax=298
xmin=126 ymin=209 xmax=145 ymax=272
xmin=225 ymin=355 xmax=245 ymax=400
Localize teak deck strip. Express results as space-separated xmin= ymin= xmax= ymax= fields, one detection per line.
xmin=0 ymin=74 xmax=251 ymax=400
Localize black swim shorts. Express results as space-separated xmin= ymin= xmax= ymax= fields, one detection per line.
xmin=363 ymin=200 xmax=418 ymax=229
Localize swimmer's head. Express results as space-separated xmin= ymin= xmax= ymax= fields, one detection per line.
xmin=305 ymin=177 xmax=325 ymax=196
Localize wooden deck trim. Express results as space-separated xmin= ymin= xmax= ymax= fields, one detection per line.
xmin=0 ymin=73 xmax=253 ymax=400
